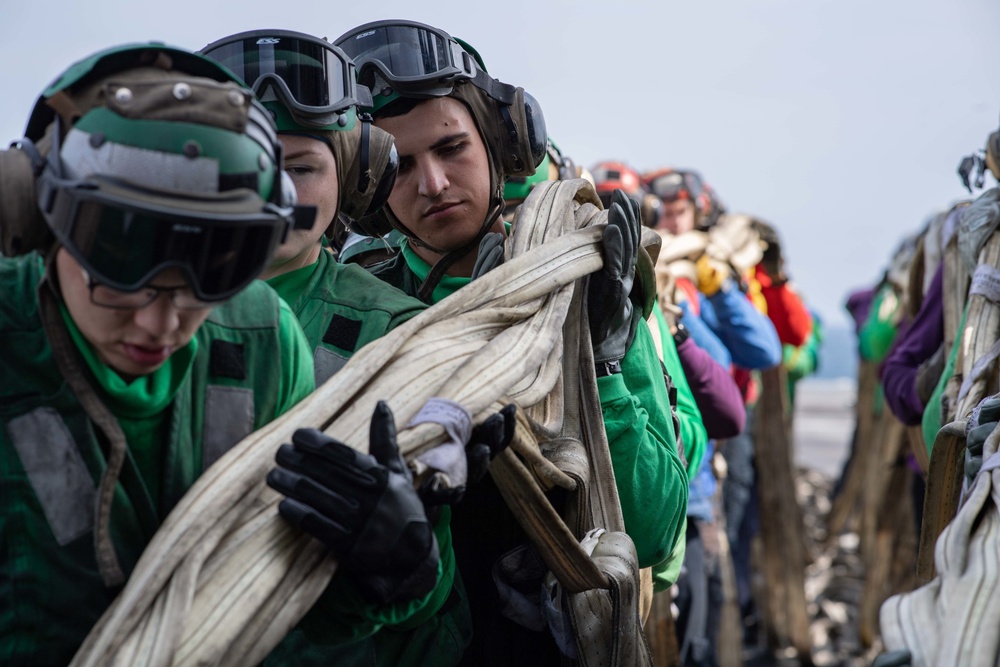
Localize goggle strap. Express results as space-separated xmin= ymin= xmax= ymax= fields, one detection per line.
xmin=358 ymin=115 xmax=372 ymax=194
xmin=36 ymin=116 xmax=67 ymax=219
xmin=471 ymin=69 xmax=517 ymax=106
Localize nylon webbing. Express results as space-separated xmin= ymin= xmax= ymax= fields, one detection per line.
xmin=956 ymin=264 xmax=1000 ymax=403
xmin=577 ymin=279 xmax=626 ymax=535
xmin=957 ymin=338 xmax=1000 ymax=403
xmin=968 ymin=264 xmax=1000 ymax=303
xmin=917 ymin=419 xmax=968 ymax=581
xmin=489 ymin=277 xmax=610 ymax=593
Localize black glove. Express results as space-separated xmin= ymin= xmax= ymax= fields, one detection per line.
xmin=966 ymin=396 xmax=1000 ymax=489
xmin=267 ymin=401 xmax=439 ymax=605
xmin=471 ymin=232 xmax=505 ymax=280
xmin=915 ymin=342 xmax=946 ymax=406
xmin=419 ymin=404 xmax=517 ymax=507
xmin=588 ymin=189 xmax=640 ymax=376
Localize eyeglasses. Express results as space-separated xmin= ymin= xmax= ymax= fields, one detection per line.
xmin=81 ymin=268 xmax=214 ymax=311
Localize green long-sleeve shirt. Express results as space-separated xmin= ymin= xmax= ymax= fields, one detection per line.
xmin=0 ymin=255 xmax=324 ymax=665
xmin=649 ymin=302 xmax=708 ymax=478
xmin=647 ymin=303 xmax=706 ymax=589
xmin=267 ymin=249 xmax=427 ymax=385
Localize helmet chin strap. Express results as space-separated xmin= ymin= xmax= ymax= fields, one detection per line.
xmin=414 ymin=186 xmax=505 ymax=303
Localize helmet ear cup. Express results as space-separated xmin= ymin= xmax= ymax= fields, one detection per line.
xmin=695 ymin=191 xmax=711 ymax=216
xmin=641 ymin=193 xmax=661 ymax=228
xmin=0 ymin=140 xmax=47 ymax=256
xmin=518 ymin=90 xmax=547 ymax=174
xmin=334 ymin=119 xmax=399 ymax=238
xmin=488 ymin=87 xmax=547 ymax=178
xmin=349 ymin=209 xmax=394 ymax=239
xmin=554 ymin=149 xmax=578 ymax=182
xmin=346 ymin=138 xmax=398 ymax=238
xmin=987 ymin=131 xmax=1000 ymax=181
xmin=361 ymin=127 xmax=397 ymax=218
xmin=451 ymin=82 xmax=546 ymax=180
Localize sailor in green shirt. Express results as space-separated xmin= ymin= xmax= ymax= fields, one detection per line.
xmin=513 ymin=150 xmax=704 ymax=590
xmin=202 ymin=30 xmax=520 ymax=666
xmin=334 ymin=19 xmax=688 ymax=665
xmin=0 ymin=43 xmax=445 ymax=665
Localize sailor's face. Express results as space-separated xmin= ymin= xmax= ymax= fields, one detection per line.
xmin=56 ymin=249 xmax=212 ymax=378
xmin=376 ymin=97 xmax=493 ymax=259
xmin=262 ymin=133 xmax=340 ymax=279
xmin=658 ymin=198 xmax=697 ymax=235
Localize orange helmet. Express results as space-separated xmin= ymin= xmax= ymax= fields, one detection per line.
xmin=591 ymin=160 xmax=660 ymax=227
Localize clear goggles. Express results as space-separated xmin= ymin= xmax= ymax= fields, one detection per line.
xmin=200 ymin=30 xmax=366 ymax=123
xmin=43 ymin=175 xmax=292 ymax=302
xmin=334 ymin=20 xmax=480 ymax=97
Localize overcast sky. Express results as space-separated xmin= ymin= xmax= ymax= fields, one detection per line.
xmin=2 ymin=0 xmax=997 ymax=327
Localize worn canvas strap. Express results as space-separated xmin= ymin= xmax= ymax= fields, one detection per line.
xmin=917 ymin=420 xmax=967 ymax=582
xmin=488 ymin=225 xmax=653 ymax=665
xmin=882 ymin=427 xmax=1000 ymax=666
xmin=37 ymin=276 xmax=126 ymax=588
xmin=567 ymin=278 xmax=652 ymax=666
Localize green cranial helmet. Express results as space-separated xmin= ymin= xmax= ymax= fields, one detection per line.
xmin=8 ymin=42 xmax=307 ymax=301
xmin=199 ymin=29 xmax=368 ymax=132
xmin=332 ymin=21 xmax=546 ymax=249
xmin=334 ymin=21 xmax=546 ymax=180
xmin=200 ymin=30 xmax=399 ymax=233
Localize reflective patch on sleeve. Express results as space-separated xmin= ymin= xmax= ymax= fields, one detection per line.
xmin=203 ymin=386 xmax=254 ymax=469
xmin=7 ymin=407 xmax=96 ymax=545
xmin=314 ymin=347 xmax=349 ymax=386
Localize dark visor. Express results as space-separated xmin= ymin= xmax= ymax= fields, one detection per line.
xmin=201 ymin=30 xmax=359 ymax=118
xmin=334 ymin=20 xmax=477 ymax=96
xmin=45 ymin=177 xmax=289 ymax=302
